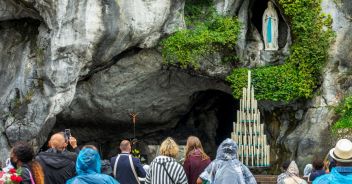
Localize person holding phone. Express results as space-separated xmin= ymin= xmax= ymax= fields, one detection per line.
xmin=36 ymin=132 xmax=77 ymax=184
xmin=64 ymin=129 xmax=80 ymax=154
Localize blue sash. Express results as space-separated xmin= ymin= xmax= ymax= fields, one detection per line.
xmin=267 ymin=16 xmax=272 ymax=43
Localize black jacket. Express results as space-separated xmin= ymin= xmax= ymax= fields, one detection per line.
xmin=36 ymin=149 xmax=76 ymax=184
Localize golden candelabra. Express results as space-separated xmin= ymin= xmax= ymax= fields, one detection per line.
xmin=231 ymin=70 xmax=270 ymax=167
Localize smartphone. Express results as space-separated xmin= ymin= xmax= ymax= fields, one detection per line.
xmin=64 ymin=129 xmax=71 ymax=141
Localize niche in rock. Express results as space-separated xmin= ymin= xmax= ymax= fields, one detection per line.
xmin=243 ymin=0 xmax=291 ymax=66
xmin=250 ymin=0 xmax=288 ymax=49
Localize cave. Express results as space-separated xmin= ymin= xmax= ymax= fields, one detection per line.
xmin=50 ymin=89 xmax=237 ymax=160
xmin=160 ymin=89 xmax=238 ymax=158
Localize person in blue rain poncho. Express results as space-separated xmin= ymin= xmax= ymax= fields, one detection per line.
xmin=313 ymin=139 xmax=352 ymax=184
xmin=198 ymin=138 xmax=257 ymax=184
xmin=66 ymin=146 xmax=119 ymax=184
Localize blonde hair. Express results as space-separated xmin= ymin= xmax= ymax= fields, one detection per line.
xmin=159 ymin=137 xmax=179 ymax=158
xmin=185 ymin=136 xmax=209 ymax=160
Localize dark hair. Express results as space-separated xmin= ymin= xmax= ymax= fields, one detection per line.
xmin=313 ymin=158 xmax=324 ymax=170
xmin=12 ymin=142 xmax=34 ymax=163
xmin=282 ymin=160 xmax=291 ymax=170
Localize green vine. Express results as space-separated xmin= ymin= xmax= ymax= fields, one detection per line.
xmin=227 ymin=0 xmax=334 ymax=101
xmin=160 ymin=0 xmax=241 ymax=68
xmin=332 ymin=96 xmax=352 ymax=132
xmin=161 ymin=0 xmax=334 ymax=102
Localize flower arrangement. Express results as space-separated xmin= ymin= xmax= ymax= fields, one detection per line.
xmin=0 ymin=168 xmax=23 ymax=184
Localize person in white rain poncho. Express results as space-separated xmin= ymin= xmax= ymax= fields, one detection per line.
xmin=198 ymin=138 xmax=257 ymax=184
xmin=283 ymin=161 xmax=307 ymax=184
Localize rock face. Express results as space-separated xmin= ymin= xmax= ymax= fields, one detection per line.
xmin=215 ymin=0 xmax=291 ymax=67
xmin=55 ymin=49 xmax=233 ymax=158
xmin=0 ymin=0 xmax=352 ymax=173
xmin=259 ymin=0 xmax=352 ymax=171
xmin=0 ymin=0 xmax=186 ymax=163
xmin=286 ymin=0 xmax=352 ymax=169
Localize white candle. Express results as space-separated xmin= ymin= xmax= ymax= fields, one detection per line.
xmin=247 ymin=87 xmax=250 ymax=111
xmin=251 ymin=87 xmax=254 ymax=111
xmin=256 ymin=148 xmax=259 ymax=166
xmin=240 ymin=99 xmax=242 ymax=111
xmin=243 ymin=88 xmax=246 ymax=110
xmin=268 ymin=145 xmax=271 ymax=166
xmin=240 ymin=112 xmax=243 ymax=134
xmin=246 ymin=145 xmax=249 ymax=165
xmin=248 ymin=70 xmax=251 ymax=89
xmin=254 ymin=100 xmax=257 ymax=111
xmin=241 ymin=145 xmax=244 ymax=163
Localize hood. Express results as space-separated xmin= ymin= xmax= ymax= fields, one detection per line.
xmin=38 ymin=151 xmax=75 ymax=169
xmin=303 ymin=164 xmax=312 ymax=176
xmin=216 ymin=138 xmax=238 ymax=161
xmin=67 ymin=174 xmax=117 ymax=184
xmin=287 ymin=161 xmax=299 ymax=176
xmin=76 ymin=148 xmax=101 ymax=175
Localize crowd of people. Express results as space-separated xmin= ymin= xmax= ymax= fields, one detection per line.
xmin=1 ymin=131 xmax=352 ymax=184
xmin=276 ymin=138 xmax=352 ymax=184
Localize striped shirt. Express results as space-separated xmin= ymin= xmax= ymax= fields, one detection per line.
xmin=145 ymin=156 xmax=188 ymax=184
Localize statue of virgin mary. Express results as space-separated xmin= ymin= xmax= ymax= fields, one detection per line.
xmin=262 ymin=1 xmax=279 ymax=51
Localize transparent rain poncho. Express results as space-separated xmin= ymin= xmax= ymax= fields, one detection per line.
xmin=303 ymin=164 xmax=313 ymax=177
xmin=200 ymin=138 xmax=257 ymax=184
xmin=283 ymin=161 xmax=307 ymax=184
xmin=66 ymin=148 xmax=119 ymax=184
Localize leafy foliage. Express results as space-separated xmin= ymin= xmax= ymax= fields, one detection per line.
xmin=227 ymin=0 xmax=334 ymax=101
xmin=160 ymin=1 xmax=241 ymax=68
xmin=332 ymin=96 xmax=352 ymax=132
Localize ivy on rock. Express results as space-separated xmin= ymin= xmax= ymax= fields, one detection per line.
xmin=161 ymin=0 xmax=334 ymax=102
xmin=333 ymin=96 xmax=352 ymax=132
xmin=227 ymin=0 xmax=334 ymax=102
xmin=160 ymin=0 xmax=241 ymax=69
